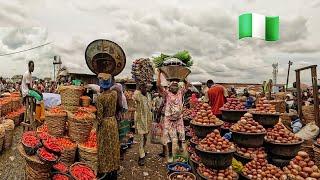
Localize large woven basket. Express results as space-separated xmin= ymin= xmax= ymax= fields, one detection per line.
xmin=25 ymin=161 xmax=51 ymax=180
xmin=313 ymin=144 xmax=320 ymax=166
xmin=0 ymin=99 xmax=11 ymax=117
xmin=269 ymin=100 xmax=286 ymax=113
xmin=60 ymin=145 xmax=77 ymax=166
xmin=160 ymin=65 xmax=191 ymax=81
xmin=45 ymin=111 xmax=67 ymax=137
xmin=60 ymin=86 xmax=84 ymax=107
xmin=0 ymin=125 xmax=5 ymax=152
xmin=63 ymin=105 xmax=79 ymax=113
xmin=78 ymin=144 xmax=98 ymax=174
xmin=302 ymin=105 xmax=319 ymax=125
xmin=11 ymin=97 xmax=22 ymax=110
xmin=67 ymin=112 xmax=95 ymax=143
xmin=2 ymin=119 xmax=15 ymax=150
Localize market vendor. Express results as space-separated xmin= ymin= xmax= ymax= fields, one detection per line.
xmin=288 ymin=109 xmax=303 ymax=133
xmin=21 ymin=60 xmax=45 ymax=121
xmin=207 ymin=81 xmax=227 ymax=118
xmin=96 ymin=73 xmax=122 ymax=179
xmin=157 ymin=70 xmax=190 ymax=163
xmin=133 ymin=84 xmax=152 ymax=166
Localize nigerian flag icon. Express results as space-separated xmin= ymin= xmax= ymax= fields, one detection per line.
xmin=239 ymin=13 xmax=279 ymax=41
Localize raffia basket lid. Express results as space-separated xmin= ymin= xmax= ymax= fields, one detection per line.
xmin=85 ymin=39 xmax=126 ymax=76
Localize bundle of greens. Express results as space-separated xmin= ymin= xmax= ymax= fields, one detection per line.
xmin=153 ymin=50 xmax=193 ymax=68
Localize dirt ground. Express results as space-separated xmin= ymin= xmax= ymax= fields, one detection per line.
xmin=0 ymin=127 xmax=168 ymax=180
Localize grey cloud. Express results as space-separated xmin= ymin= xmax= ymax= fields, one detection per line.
xmin=2 ymin=29 xmax=28 ymax=49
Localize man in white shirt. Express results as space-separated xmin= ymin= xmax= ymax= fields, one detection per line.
xmin=22 ymin=61 xmax=43 ymax=101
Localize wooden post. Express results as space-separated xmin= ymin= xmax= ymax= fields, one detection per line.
xmin=295 ymin=70 xmax=303 ymax=119
xmin=286 ymin=61 xmax=292 ymax=91
xmin=311 ymin=66 xmax=319 ymax=127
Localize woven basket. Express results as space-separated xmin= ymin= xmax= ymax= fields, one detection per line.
xmin=60 ymin=145 xmax=77 ymax=166
xmin=160 ymin=65 xmax=191 ymax=81
xmin=67 ymin=112 xmax=95 ymax=143
xmin=269 ymin=100 xmax=286 ymax=113
xmin=2 ymin=119 xmax=15 ymax=150
xmin=63 ymin=105 xmax=79 ymax=113
xmin=302 ymin=105 xmax=319 ymax=125
xmin=313 ymin=144 xmax=320 ymax=166
xmin=78 ymin=144 xmax=98 ymax=174
xmin=45 ymin=111 xmax=67 ymax=137
xmin=275 ymin=92 xmax=287 ymax=100
xmin=301 ymin=139 xmax=314 ymax=160
xmin=81 ymin=96 xmax=91 ymax=107
xmin=25 ymin=161 xmax=51 ymax=180
xmin=11 ymin=97 xmax=21 ymax=110
xmin=69 ymin=162 xmax=96 ymax=180
xmin=60 ymin=86 xmax=84 ymax=107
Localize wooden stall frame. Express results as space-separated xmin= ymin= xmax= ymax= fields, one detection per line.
xmin=295 ymin=65 xmax=319 ymax=127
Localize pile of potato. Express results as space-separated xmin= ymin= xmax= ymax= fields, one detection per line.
xmin=242 ymin=158 xmax=287 ymax=179
xmin=198 ymin=164 xmax=238 ymax=180
xmin=265 ymin=123 xmax=302 ymax=143
xmin=172 ymin=164 xmax=188 ymax=172
xmin=236 ymin=146 xmax=267 ymax=159
xmin=220 ymin=98 xmax=246 ymax=111
xmin=198 ymin=129 xmax=235 ymax=152
xmin=191 ymin=136 xmax=201 ymax=145
xmin=193 ymin=103 xmax=222 ymax=125
xmin=252 ymin=97 xmax=277 ymax=114
xmin=283 ymin=151 xmax=320 ymax=179
xmin=230 ymin=113 xmax=266 ymax=133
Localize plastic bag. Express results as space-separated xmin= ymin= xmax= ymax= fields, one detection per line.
xmin=296 ymin=121 xmax=320 ymax=140
xmin=151 ymin=122 xmax=163 ymax=144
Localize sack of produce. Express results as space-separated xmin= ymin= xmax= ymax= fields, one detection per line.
xmin=296 ymin=121 xmax=319 ymax=140
xmin=131 ymin=58 xmax=154 ymax=86
xmin=2 ymin=119 xmax=14 ymax=150
xmin=78 ymin=130 xmax=98 ymax=174
xmin=153 ymin=50 xmax=192 ymax=81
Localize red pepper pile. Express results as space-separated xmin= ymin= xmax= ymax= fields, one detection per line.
xmin=82 ymin=131 xmax=97 ymax=149
xmin=56 ymin=137 xmax=76 ymax=150
xmin=44 ymin=137 xmax=63 ymax=153
xmin=53 ymin=162 xmax=69 ymax=173
xmin=37 ymin=132 xmax=52 ymax=141
xmin=71 ymin=164 xmax=96 ymax=180
xmin=52 ymin=174 xmax=70 ymax=180
xmin=22 ymin=131 xmax=40 ymax=148
xmin=37 ymin=124 xmax=48 ymax=133
xmin=38 ymin=147 xmax=57 ymax=161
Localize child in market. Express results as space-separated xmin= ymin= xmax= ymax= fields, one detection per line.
xmin=289 ymin=109 xmax=303 ymax=133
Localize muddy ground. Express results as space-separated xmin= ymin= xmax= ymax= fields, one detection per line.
xmin=0 ymin=127 xmax=168 ymax=180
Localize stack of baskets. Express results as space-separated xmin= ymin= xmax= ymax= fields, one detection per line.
xmin=0 ymin=98 xmax=12 ymax=117
xmin=78 ymin=143 xmax=98 ymax=174
xmin=67 ymin=111 xmax=95 ymax=143
xmin=58 ymin=137 xmax=77 ymax=166
xmin=11 ymin=97 xmax=22 ymax=110
xmin=59 ymin=86 xmax=84 ymax=112
xmin=45 ymin=110 xmax=67 ymax=137
xmin=269 ymin=100 xmax=286 ymax=113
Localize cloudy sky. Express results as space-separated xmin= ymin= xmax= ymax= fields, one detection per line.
xmin=0 ymin=0 xmax=319 ymax=84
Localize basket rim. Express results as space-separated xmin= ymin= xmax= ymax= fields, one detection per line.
xmin=36 ymin=148 xmax=58 ymax=163
xmin=234 ymin=152 xmax=253 ymax=161
xmin=190 ymin=120 xmax=224 ymax=127
xmin=195 ymin=145 xmax=236 ymax=154
xmin=230 ymin=129 xmax=267 ymax=135
xmin=168 ymin=171 xmax=196 ymax=180
xmin=197 ymin=168 xmax=239 ymax=180
xmin=167 ymin=162 xmax=192 ymax=172
xmin=250 ymin=112 xmax=281 ymax=116
xmin=189 ymin=155 xmax=201 ymax=164
xmin=264 ymin=138 xmax=304 ymax=145
xmin=221 ymin=109 xmax=248 ymax=112
xmin=78 ymin=143 xmax=97 ymax=153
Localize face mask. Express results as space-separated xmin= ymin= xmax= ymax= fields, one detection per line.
xmin=99 ymin=79 xmax=112 ymax=90
xmin=286 ymin=100 xmax=294 ymax=106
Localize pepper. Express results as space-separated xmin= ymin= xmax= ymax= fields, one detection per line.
xmin=52 ymin=174 xmax=69 ymax=180
xmin=38 ymin=147 xmax=57 ymax=161
xmin=22 ymin=131 xmax=40 ymax=148
xmin=81 ymin=131 xmax=97 ymax=149
xmin=56 ymin=137 xmax=76 ymax=150
xmin=53 ymin=162 xmax=68 ymax=173
xmin=71 ymin=164 xmax=96 ymax=180
xmin=44 ymin=137 xmax=63 ymax=153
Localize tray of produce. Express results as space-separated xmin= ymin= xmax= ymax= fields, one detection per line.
xmin=167 ymin=162 xmax=192 ymax=174
xmin=197 ymin=164 xmax=238 ymax=180
xmin=234 ymin=146 xmax=267 ymax=165
xmin=264 ymin=123 xmax=304 ymax=158
xmin=283 ymin=151 xmax=320 ymax=179
xmin=230 ymin=113 xmax=266 ymax=147
xmin=251 ymin=112 xmax=280 ymax=127
xmin=189 ymin=136 xmax=201 ymax=148
xmin=241 ymin=157 xmax=287 ymax=179
xmin=220 ymin=98 xmax=247 ymax=122
xmin=196 ymin=130 xmax=235 ymax=169
xmin=168 ymin=172 xmax=196 ymax=180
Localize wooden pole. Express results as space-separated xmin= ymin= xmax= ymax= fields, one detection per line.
xmin=286 ymin=61 xmax=292 ymax=91
xmin=296 ymin=70 xmax=303 ymax=119
xmin=311 ymin=66 xmax=319 ymax=127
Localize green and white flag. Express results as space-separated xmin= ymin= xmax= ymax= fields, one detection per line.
xmin=239 ymin=13 xmax=279 ymax=41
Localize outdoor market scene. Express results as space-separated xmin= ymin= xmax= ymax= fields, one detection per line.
xmin=1 ymin=1 xmax=320 ymax=179
xmin=0 ymin=38 xmax=319 ymax=180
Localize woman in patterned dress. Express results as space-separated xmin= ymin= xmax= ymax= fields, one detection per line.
xmin=96 ymin=73 xmax=122 ymax=180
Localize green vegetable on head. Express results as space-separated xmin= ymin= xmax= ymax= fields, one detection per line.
xmin=152 ymin=50 xmax=193 ymax=68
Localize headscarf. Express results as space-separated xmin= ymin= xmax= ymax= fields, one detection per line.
xmin=98 ymin=73 xmax=113 ymax=90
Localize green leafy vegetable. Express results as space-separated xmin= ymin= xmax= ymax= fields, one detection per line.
xmin=152 ymin=50 xmax=193 ymax=68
